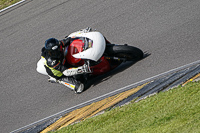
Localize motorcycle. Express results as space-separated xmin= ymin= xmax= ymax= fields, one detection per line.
xmin=63 ymin=27 xmax=144 ymax=76
xmin=36 ymin=27 xmax=143 ymax=88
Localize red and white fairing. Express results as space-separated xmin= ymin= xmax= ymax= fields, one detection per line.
xmin=68 ymin=31 xmax=106 ymax=61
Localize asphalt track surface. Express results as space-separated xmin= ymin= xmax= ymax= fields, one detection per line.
xmin=1 ymin=0 xmax=200 ymax=132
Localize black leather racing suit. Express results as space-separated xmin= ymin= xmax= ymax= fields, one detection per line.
xmin=41 ymin=38 xmax=84 ymax=91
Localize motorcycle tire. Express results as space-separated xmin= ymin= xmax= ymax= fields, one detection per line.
xmin=105 ymin=45 xmax=144 ymax=61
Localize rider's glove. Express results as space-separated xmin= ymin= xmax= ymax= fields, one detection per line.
xmin=81 ymin=27 xmax=92 ymax=33
xmin=63 ymin=64 xmax=91 ymax=76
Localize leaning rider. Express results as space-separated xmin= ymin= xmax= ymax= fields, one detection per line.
xmin=41 ymin=37 xmax=89 ymax=94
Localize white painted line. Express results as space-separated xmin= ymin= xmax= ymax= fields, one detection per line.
xmin=0 ymin=0 xmax=26 ymax=13
xmin=11 ymin=59 xmax=200 ymax=133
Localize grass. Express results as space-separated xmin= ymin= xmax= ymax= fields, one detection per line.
xmin=50 ymin=81 xmax=200 ymax=133
xmin=0 ymin=0 xmax=21 ymax=10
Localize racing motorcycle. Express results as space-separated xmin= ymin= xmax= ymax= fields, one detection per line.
xmin=63 ymin=27 xmax=144 ymax=76
xmin=36 ymin=27 xmax=143 ymax=86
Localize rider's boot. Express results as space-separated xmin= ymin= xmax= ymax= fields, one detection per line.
xmin=58 ymin=76 xmax=84 ymax=94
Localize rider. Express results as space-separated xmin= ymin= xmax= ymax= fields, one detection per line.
xmin=41 ymin=37 xmax=90 ymax=94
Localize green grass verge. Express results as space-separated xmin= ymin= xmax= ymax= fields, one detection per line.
xmin=51 ymin=81 xmax=200 ymax=133
xmin=0 ymin=0 xmax=21 ymax=10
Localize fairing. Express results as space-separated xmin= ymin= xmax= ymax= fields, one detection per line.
xmin=68 ymin=31 xmax=106 ymax=61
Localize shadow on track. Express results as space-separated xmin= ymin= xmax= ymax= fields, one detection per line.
xmin=84 ymin=52 xmax=151 ymax=91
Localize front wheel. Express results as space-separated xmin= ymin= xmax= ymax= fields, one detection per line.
xmin=105 ymin=45 xmax=144 ymax=61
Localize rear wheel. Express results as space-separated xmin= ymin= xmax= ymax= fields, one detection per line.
xmin=105 ymin=45 xmax=144 ymax=61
